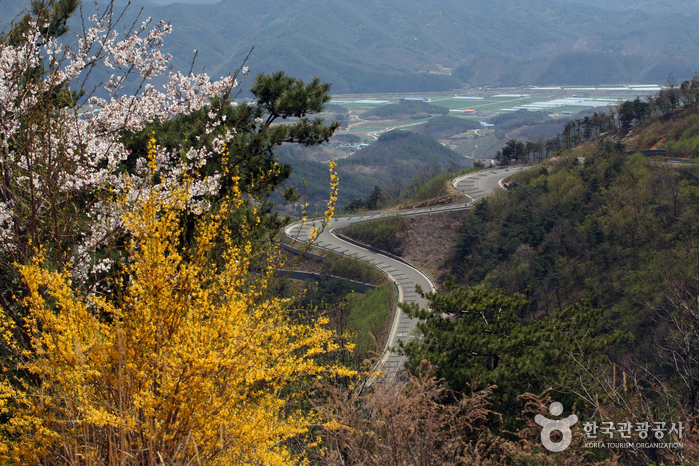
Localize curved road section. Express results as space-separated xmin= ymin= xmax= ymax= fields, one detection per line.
xmin=284 ymin=167 xmax=525 ymax=378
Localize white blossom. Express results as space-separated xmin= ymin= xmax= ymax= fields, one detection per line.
xmin=0 ymin=12 xmax=243 ymax=286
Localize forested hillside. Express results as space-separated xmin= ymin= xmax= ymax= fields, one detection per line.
xmin=448 ymin=91 xmax=699 ymax=346
xmin=452 ymin=144 xmax=695 ymax=338
xmin=346 ymin=129 xmax=463 ymax=165
xmin=427 ymin=104 xmax=699 ymax=450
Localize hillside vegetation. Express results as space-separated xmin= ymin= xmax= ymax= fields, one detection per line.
xmin=453 ymin=146 xmax=694 ymax=334
xmin=450 ymin=91 xmax=699 ymax=335
xmin=346 ymin=129 xmax=464 ymax=167
xmin=630 ymin=104 xmax=699 ymax=156
xmin=342 ymin=215 xmax=409 ymax=256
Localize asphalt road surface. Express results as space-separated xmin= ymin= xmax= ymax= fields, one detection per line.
xmin=284 ymin=167 xmax=526 ymax=378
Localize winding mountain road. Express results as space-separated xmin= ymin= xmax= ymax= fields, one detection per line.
xmin=284 ymin=167 xmax=526 ymax=378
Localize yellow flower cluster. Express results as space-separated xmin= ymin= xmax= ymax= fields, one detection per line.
xmin=147 ymin=132 xmax=158 ymax=174
xmin=0 ymin=148 xmax=353 ymax=464
xmin=324 ymin=160 xmax=339 ymax=223
xmin=307 ymin=161 xmax=340 ymax=244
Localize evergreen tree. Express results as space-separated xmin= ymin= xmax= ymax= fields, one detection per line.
xmin=2 ymin=0 xmax=79 ymax=46
xmin=400 ymin=279 xmax=613 ymax=426
xmin=366 ymin=185 xmax=384 ymax=210
xmin=122 ymin=71 xmax=341 ymax=247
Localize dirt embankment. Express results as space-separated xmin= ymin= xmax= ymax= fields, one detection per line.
xmin=400 ymin=210 xmax=469 ymax=285
xmin=341 ymin=209 xmax=470 ymax=286
xmin=340 ymin=177 xmax=471 ymax=285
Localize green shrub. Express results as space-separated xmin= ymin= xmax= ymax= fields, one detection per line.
xmin=347 ymin=283 xmax=396 ymax=362
xmin=342 ymin=215 xmax=408 ymax=256
xmin=405 ymin=172 xmax=451 ymax=204
xmin=321 ymin=251 xmax=384 ymax=285
xmin=664 ymin=114 xmax=699 ymax=156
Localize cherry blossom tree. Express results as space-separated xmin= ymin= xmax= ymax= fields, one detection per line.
xmin=0 ymin=8 xmax=251 ymax=355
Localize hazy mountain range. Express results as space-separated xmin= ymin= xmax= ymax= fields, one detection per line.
xmin=3 ymin=0 xmax=699 ymax=92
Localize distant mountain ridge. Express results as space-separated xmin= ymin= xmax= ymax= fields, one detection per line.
xmin=3 ymin=0 xmax=699 ymax=92
xmin=140 ymin=0 xmax=699 ymax=90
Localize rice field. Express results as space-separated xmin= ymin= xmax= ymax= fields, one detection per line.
xmin=429 ymin=99 xmax=480 ymax=110
xmin=331 ymin=85 xmax=660 ymax=138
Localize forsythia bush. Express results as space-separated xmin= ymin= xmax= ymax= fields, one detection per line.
xmin=0 ymin=147 xmax=347 ymax=464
